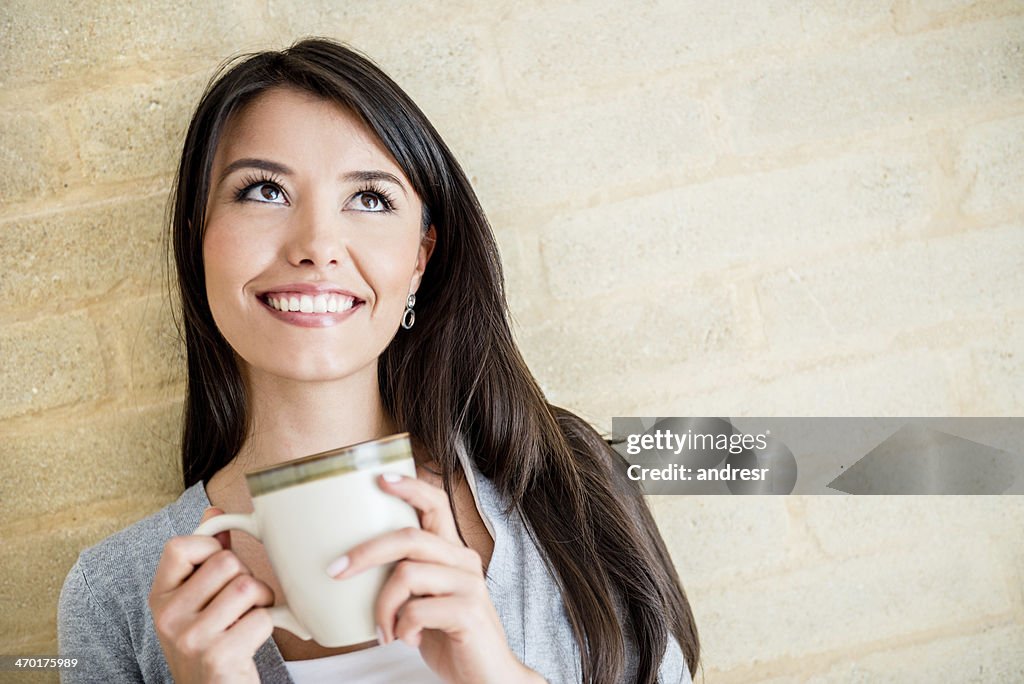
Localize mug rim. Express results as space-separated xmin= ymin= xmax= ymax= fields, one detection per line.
xmin=245 ymin=432 xmax=413 ymax=496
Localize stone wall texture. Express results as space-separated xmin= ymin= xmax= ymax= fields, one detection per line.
xmin=1 ymin=1 xmax=1022 ymax=681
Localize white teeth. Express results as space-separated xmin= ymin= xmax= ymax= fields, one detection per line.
xmin=265 ymin=293 xmax=358 ymax=314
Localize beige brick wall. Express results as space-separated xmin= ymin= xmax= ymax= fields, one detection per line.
xmin=2 ymin=2 xmax=1021 ymax=681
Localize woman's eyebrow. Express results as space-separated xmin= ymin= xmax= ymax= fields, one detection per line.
xmin=341 ymin=170 xmax=408 ymax=197
xmin=219 ymin=158 xmax=293 ymax=183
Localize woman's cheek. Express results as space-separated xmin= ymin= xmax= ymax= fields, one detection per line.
xmin=362 ymin=242 xmax=420 ymax=309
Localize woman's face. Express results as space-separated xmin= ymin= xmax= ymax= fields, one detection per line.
xmin=203 ymin=87 xmax=434 ymax=384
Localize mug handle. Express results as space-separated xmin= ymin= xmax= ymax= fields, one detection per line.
xmin=193 ymin=514 xmax=313 ymax=640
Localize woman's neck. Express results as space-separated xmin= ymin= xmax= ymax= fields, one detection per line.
xmin=205 ymin=362 xmax=397 ymax=510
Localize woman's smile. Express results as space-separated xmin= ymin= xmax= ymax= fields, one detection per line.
xmin=258 ymin=292 xmax=365 ymax=328
xmin=255 ymin=282 xmax=367 ymax=328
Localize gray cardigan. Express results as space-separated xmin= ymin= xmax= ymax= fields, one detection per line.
xmin=58 ymin=460 xmax=691 ymax=683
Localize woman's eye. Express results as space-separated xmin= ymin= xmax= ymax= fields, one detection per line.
xmin=351 ymin=192 xmax=387 ymax=212
xmin=243 ymin=183 xmax=286 ymax=204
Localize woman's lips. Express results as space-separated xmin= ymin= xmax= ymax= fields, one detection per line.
xmin=264 ymin=292 xmax=359 ymax=314
xmin=258 ymin=294 xmax=363 ymax=328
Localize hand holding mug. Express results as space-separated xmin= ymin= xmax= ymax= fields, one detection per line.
xmin=191 ymin=433 xmax=420 ymax=646
xmin=148 ymin=507 xmax=275 ymax=684
xmin=328 ymin=473 xmax=545 ymax=684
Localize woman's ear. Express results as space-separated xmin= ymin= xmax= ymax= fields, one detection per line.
xmin=411 ymin=225 xmax=437 ymax=293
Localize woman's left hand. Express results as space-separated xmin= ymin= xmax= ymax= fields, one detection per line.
xmin=326 ymin=473 xmax=544 ymax=684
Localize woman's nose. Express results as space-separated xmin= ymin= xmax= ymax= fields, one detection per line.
xmin=285 ymin=197 xmax=346 ymax=268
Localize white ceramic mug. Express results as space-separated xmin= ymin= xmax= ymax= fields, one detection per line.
xmin=193 ymin=433 xmax=420 ymax=647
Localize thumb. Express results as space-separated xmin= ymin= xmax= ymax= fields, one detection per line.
xmin=200 ymin=506 xmax=231 ymax=551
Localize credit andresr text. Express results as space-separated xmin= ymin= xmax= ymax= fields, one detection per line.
xmin=627 ymin=463 xmax=769 ymax=482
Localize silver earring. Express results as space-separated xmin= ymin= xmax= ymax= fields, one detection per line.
xmin=401 ymin=293 xmax=416 ymax=329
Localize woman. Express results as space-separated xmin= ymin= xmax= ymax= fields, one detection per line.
xmin=58 ymin=38 xmax=700 ymax=683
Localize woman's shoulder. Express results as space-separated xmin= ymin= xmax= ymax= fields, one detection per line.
xmin=466 ymin=455 xmax=692 ymax=683
xmin=57 ymin=483 xmax=208 ymax=680
xmin=64 ymin=482 xmax=208 ymax=601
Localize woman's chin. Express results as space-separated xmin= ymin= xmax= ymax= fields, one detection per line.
xmin=243 ymin=358 xmax=376 ymax=386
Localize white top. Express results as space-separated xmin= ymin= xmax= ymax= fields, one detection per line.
xmin=284 ymin=640 xmax=443 ymax=683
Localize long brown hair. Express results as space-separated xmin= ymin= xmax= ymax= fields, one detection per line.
xmin=170 ymin=38 xmax=699 ymax=682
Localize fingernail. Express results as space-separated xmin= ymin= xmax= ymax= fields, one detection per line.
xmin=325 ymin=555 xmax=349 ymax=577
xmin=376 ymin=625 xmax=387 ymax=644
xmin=382 ymin=472 xmax=402 ymax=483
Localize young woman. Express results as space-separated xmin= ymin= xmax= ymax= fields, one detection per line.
xmin=58 ymin=38 xmax=700 ymax=683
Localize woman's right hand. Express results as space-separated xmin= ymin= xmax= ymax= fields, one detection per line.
xmin=148 ymin=507 xmax=276 ymax=683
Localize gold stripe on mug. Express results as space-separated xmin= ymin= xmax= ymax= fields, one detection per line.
xmin=245 ymin=432 xmax=413 ymax=496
